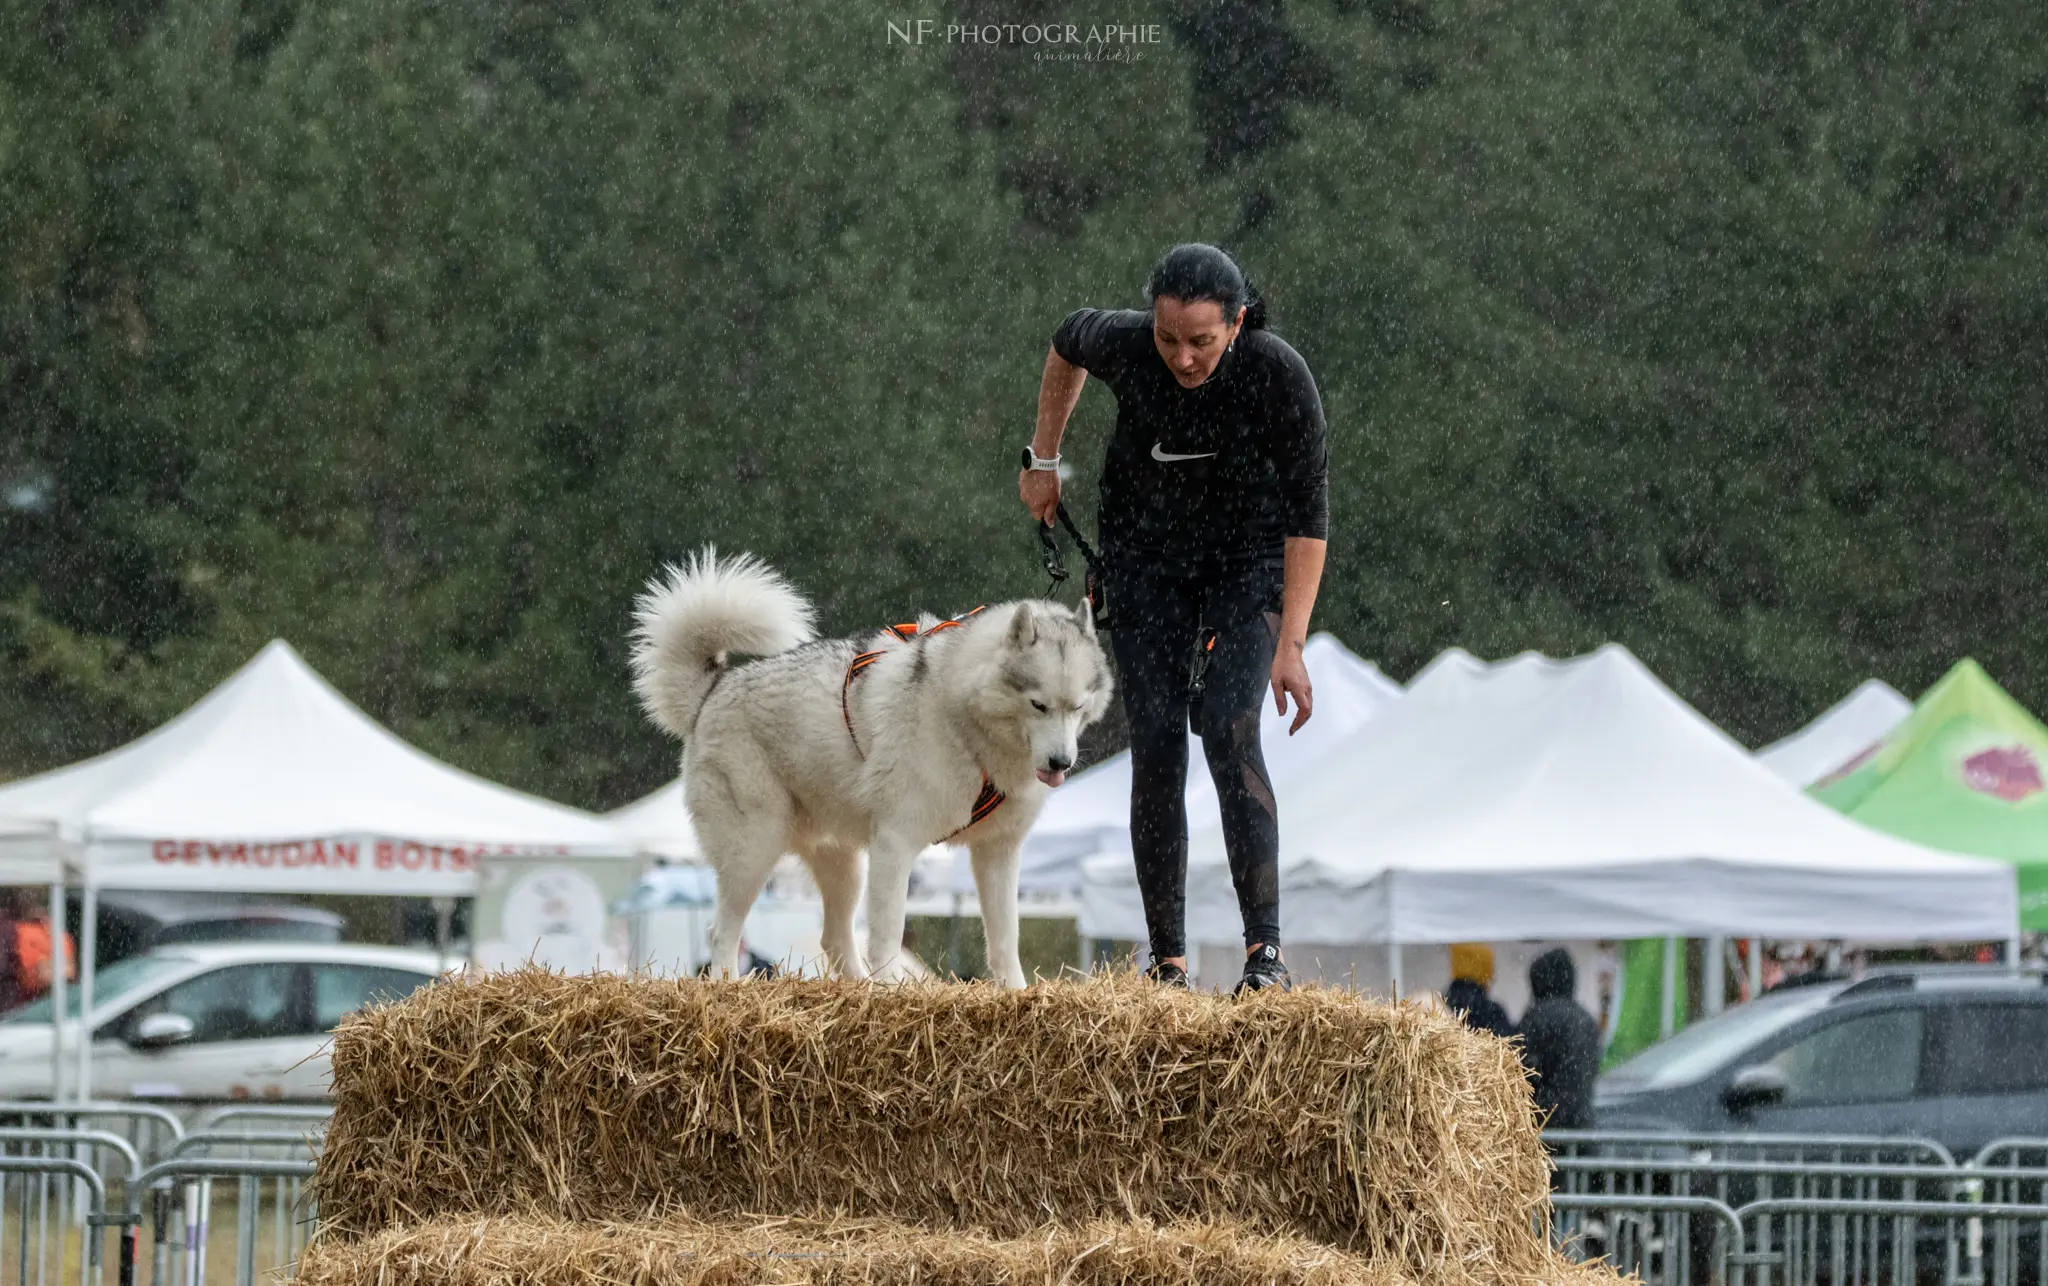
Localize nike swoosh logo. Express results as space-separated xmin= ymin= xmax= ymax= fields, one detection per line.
xmin=1151 ymin=443 xmax=1219 ymax=462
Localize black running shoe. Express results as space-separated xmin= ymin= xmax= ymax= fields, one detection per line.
xmin=1235 ymin=944 xmax=1291 ymax=995
xmin=1144 ymin=959 xmax=1191 ymax=989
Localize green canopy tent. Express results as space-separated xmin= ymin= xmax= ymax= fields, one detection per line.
xmin=1604 ymin=937 xmax=1690 ymax=1069
xmin=1811 ymin=659 xmax=2048 ymax=941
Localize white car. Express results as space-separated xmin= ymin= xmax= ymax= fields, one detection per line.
xmin=0 ymin=942 xmax=447 ymax=1102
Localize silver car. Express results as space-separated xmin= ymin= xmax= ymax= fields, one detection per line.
xmin=0 ymin=942 xmax=446 ymax=1101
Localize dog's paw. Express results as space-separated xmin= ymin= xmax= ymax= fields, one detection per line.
xmin=867 ymin=954 xmax=922 ymax=984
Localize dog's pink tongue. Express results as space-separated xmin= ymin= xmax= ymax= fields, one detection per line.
xmin=1036 ymin=768 xmax=1067 ymax=787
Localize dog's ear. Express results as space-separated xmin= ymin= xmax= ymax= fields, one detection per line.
xmin=1008 ymin=603 xmax=1037 ymax=647
xmin=1077 ymin=596 xmax=1097 ymax=640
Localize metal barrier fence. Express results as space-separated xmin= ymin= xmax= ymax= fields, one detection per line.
xmin=0 ymin=1110 xmax=181 ymax=1178
xmin=1549 ymin=1129 xmax=1958 ymax=1168
xmin=1738 ymin=1196 xmax=2048 ymax=1286
xmin=1 ymin=1113 xmax=321 ymax=1286
xmin=11 ymin=1116 xmax=2048 ymax=1286
xmin=1554 ymin=1190 xmax=2048 ymax=1286
xmin=0 ymin=1135 xmax=140 ymax=1192
xmin=1971 ymin=1139 xmax=2048 ymax=1286
xmin=184 ymin=1111 xmax=329 ymax=1141
xmin=123 ymin=1159 xmax=317 ymax=1286
xmin=1548 ymin=1131 xmax=2048 ymax=1286
xmin=1 ymin=1157 xmax=106 ymax=1286
xmin=1553 ymin=1191 xmax=1744 ymax=1286
xmin=164 ymin=1137 xmax=315 ymax=1165
xmin=0 ymin=1105 xmax=329 ymax=1173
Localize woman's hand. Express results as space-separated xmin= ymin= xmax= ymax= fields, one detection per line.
xmin=1019 ymin=467 xmax=1061 ymax=526
xmin=1271 ymin=639 xmax=1313 ymax=734
xmin=1271 ymin=537 xmax=1325 ymax=734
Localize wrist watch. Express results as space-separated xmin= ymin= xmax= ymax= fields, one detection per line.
xmin=1021 ymin=447 xmax=1061 ymax=472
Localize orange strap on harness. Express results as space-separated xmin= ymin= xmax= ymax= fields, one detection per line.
xmin=839 ymin=607 xmax=1006 ymax=841
xmin=941 ymin=775 xmax=1007 ymax=845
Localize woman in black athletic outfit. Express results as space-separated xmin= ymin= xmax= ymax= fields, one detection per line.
xmin=1018 ymin=243 xmax=1328 ymax=994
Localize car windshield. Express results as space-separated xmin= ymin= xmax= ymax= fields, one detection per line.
xmin=0 ymin=954 xmax=196 ymax=1024
xmin=1602 ymin=987 xmax=1840 ymax=1090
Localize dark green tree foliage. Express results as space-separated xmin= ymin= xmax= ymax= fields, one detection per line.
xmin=3 ymin=0 xmax=2045 ymax=806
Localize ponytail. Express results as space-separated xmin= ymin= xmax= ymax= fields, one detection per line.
xmin=1238 ymin=277 xmax=1269 ymax=330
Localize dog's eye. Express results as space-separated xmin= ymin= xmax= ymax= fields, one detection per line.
xmin=1030 ymin=700 xmax=1048 ymax=713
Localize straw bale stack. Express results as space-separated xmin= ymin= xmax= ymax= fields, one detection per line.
xmin=315 ymin=972 xmax=1544 ymax=1265
xmin=306 ymin=970 xmax=1619 ymax=1286
xmin=293 ymin=1212 xmax=1624 ymax=1286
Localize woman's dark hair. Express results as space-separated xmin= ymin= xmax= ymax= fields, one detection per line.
xmin=1143 ymin=243 xmax=1269 ymax=330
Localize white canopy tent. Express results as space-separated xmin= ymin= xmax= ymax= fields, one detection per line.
xmin=0 ymin=638 xmax=629 ymax=1101
xmin=952 ymin=632 xmax=1403 ymax=899
xmin=609 ymin=780 xmax=701 ymax=862
xmin=0 ymin=639 xmax=625 ymax=890
xmin=1754 ymin=679 xmax=1912 ymax=787
xmin=1080 ymin=644 xmax=2016 ymax=983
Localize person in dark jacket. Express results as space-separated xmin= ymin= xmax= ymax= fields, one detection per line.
xmin=1518 ymin=947 xmax=1600 ymax=1131
xmin=1444 ymin=942 xmax=1515 ymax=1040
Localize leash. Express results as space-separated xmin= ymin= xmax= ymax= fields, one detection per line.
xmin=1036 ymin=501 xmax=1114 ymax=630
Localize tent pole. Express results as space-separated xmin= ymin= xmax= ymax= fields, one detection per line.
xmin=2010 ymin=925 xmax=2024 ymax=971
xmin=1703 ymin=935 xmax=1725 ymax=1015
xmin=76 ymin=880 xmax=95 ymax=1105
xmin=1659 ymin=937 xmax=1678 ymax=1038
xmin=432 ymin=896 xmax=454 ymax=975
xmin=1383 ymin=875 xmax=1400 ymax=1000
xmin=48 ymin=881 xmax=67 ymax=1105
xmin=1747 ymin=937 xmax=1763 ymax=1001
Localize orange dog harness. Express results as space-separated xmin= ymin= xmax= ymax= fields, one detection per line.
xmin=840 ymin=607 xmax=1006 ymax=844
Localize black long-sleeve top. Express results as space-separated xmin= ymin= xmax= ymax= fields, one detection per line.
xmin=1053 ymin=306 xmax=1328 ymax=571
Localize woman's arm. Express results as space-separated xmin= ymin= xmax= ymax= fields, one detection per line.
xmin=1021 ymin=346 xmax=1087 ymax=525
xmin=1269 ymin=346 xmax=1328 ymax=733
xmin=1270 ymin=535 xmax=1326 ymax=733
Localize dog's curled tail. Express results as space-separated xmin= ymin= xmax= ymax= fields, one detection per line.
xmin=631 ymin=548 xmax=815 ymax=739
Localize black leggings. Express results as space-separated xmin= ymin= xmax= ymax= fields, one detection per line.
xmin=1108 ymin=559 xmax=1283 ymax=962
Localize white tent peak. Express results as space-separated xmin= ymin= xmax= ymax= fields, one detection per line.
xmin=609 ymin=779 xmax=697 ymax=861
xmin=1756 ymin=678 xmax=1913 ymax=786
xmin=1404 ymin=645 xmax=1484 ymax=692
xmin=1404 ymin=644 xmax=1618 ymax=709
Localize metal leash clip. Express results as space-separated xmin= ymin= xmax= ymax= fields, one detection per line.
xmin=1038 ymin=520 xmax=1070 ymax=590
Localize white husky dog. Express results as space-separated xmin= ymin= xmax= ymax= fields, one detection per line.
xmin=630 ymin=549 xmax=1113 ymax=987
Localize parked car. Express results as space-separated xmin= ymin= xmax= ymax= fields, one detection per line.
xmin=1594 ymin=966 xmax=2048 ymax=1159
xmin=0 ymin=942 xmax=445 ymax=1101
xmin=64 ymin=890 xmax=345 ymax=970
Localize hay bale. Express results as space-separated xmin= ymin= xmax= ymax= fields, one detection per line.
xmin=293 ymin=1214 xmax=1625 ymax=1286
xmin=316 ymin=972 xmax=1551 ymax=1277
